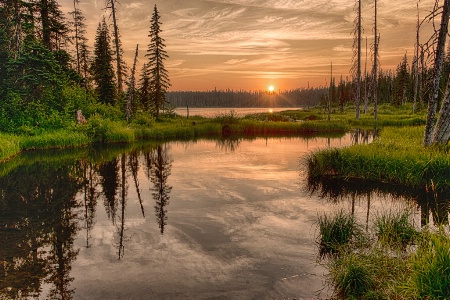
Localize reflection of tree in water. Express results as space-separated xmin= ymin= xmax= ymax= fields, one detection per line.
xmin=216 ymin=138 xmax=241 ymax=152
xmin=99 ymin=159 xmax=119 ymax=223
xmin=351 ymin=128 xmax=379 ymax=145
xmin=118 ymin=154 xmax=128 ymax=259
xmin=129 ymin=150 xmax=145 ymax=218
xmin=307 ymin=176 xmax=450 ymax=227
xmin=0 ymin=163 xmax=82 ymax=299
xmin=81 ymin=161 xmax=100 ymax=248
xmin=148 ymin=145 xmax=173 ymax=234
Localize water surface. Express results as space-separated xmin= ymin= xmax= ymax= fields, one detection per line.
xmin=1 ymin=133 xmax=443 ymax=299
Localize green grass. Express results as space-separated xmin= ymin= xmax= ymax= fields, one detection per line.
xmin=405 ymin=231 xmax=450 ymax=299
xmin=19 ymin=129 xmax=90 ymax=150
xmin=307 ymin=126 xmax=450 ymax=190
xmin=0 ymin=133 xmax=20 ymax=162
xmin=319 ymin=210 xmax=450 ymax=299
xmin=375 ymin=210 xmax=418 ymax=251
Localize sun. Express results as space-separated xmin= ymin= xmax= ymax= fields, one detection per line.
xmin=268 ymin=85 xmax=275 ymax=92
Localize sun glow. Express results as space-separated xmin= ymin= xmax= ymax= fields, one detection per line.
xmin=268 ymin=85 xmax=275 ymax=92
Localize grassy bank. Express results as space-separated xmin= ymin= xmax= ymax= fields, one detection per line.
xmin=317 ymin=209 xmax=450 ymax=299
xmin=0 ymin=111 xmax=349 ymax=162
xmin=307 ymin=126 xmax=450 ymax=190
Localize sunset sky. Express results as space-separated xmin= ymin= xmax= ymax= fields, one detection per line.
xmin=60 ymin=0 xmax=436 ymax=91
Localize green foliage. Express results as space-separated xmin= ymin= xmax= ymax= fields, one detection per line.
xmin=131 ymin=112 xmax=155 ymax=127
xmin=82 ymin=114 xmax=134 ymax=143
xmin=92 ymin=19 xmax=116 ymax=105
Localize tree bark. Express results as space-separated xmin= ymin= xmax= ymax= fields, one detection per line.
xmin=432 ymin=73 xmax=450 ymax=143
xmin=423 ymin=0 xmax=450 ymax=146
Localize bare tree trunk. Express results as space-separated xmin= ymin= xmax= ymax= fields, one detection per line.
xmin=373 ymin=0 xmax=379 ymax=120
xmin=108 ymin=0 xmax=123 ymax=95
xmin=364 ymin=37 xmax=368 ymax=114
xmin=424 ymin=0 xmax=450 ymax=146
xmin=356 ymin=0 xmax=362 ymax=119
xmin=126 ymin=44 xmax=138 ymax=123
xmin=328 ymin=61 xmax=332 ymax=121
xmin=413 ymin=2 xmax=420 ymax=114
xmin=73 ymin=0 xmax=80 ymax=74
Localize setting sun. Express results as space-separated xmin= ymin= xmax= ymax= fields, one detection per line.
xmin=268 ymin=85 xmax=275 ymax=92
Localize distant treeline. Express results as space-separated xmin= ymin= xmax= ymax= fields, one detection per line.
xmin=166 ymin=87 xmax=328 ymax=108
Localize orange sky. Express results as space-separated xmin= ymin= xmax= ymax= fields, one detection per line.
xmin=60 ymin=0 xmax=436 ymax=91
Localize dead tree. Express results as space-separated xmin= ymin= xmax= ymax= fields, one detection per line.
xmin=423 ymin=0 xmax=450 ymax=146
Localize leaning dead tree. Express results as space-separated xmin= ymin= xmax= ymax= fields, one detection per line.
xmin=423 ymin=0 xmax=450 ymax=145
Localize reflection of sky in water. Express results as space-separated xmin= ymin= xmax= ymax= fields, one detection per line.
xmin=66 ymin=135 xmax=412 ymax=299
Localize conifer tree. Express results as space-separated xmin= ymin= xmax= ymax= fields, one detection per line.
xmin=145 ymin=4 xmax=170 ymax=119
xmin=91 ymin=18 xmax=115 ymax=105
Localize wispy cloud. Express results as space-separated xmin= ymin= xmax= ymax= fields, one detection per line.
xmin=60 ymin=0 xmax=437 ymax=90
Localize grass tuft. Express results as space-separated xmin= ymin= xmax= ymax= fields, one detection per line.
xmin=317 ymin=209 xmax=362 ymax=257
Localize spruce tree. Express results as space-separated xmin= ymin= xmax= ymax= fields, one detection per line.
xmin=145 ymin=4 xmax=170 ymax=119
xmin=91 ymin=18 xmax=115 ymax=105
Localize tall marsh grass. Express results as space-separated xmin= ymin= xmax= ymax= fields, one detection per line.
xmin=307 ymin=126 xmax=450 ymax=189
xmin=319 ymin=210 xmax=450 ymax=299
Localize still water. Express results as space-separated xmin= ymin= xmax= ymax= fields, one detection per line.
xmin=0 ymin=133 xmax=442 ymax=299
xmin=174 ymin=107 xmax=301 ymax=118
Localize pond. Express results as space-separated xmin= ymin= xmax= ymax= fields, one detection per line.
xmin=0 ymin=133 xmax=445 ymax=299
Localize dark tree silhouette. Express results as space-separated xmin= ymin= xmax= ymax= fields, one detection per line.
xmin=149 ymin=145 xmax=172 ymax=234
xmin=91 ymin=18 xmax=116 ymax=105
xmin=144 ymin=4 xmax=171 ymax=119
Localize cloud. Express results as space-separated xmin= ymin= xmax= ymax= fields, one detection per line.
xmin=224 ymin=58 xmax=248 ymax=64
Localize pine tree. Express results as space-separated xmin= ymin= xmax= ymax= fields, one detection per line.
xmin=145 ymin=4 xmax=170 ymax=119
xmin=91 ymin=18 xmax=115 ymax=105
xmin=36 ymin=0 xmax=69 ymax=51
